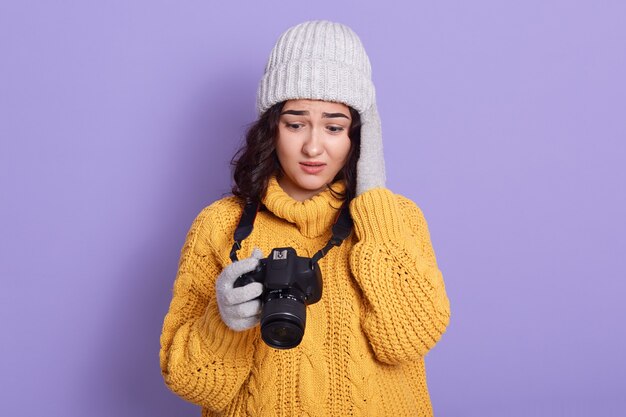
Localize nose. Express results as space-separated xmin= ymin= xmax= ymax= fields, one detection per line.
xmin=302 ymin=126 xmax=323 ymax=157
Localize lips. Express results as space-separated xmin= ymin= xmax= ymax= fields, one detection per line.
xmin=299 ymin=161 xmax=326 ymax=174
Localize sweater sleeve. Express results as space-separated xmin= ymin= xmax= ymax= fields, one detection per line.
xmin=349 ymin=188 xmax=451 ymax=365
xmin=159 ymin=204 xmax=259 ymax=411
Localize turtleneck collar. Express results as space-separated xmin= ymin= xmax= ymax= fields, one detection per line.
xmin=261 ymin=175 xmax=346 ymax=238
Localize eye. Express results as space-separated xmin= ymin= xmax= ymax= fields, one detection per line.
xmin=327 ymin=125 xmax=345 ymax=133
xmin=285 ymin=122 xmax=304 ymax=130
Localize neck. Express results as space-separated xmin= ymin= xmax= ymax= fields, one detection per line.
xmin=261 ymin=175 xmax=346 ymax=238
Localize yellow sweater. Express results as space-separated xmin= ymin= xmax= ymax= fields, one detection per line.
xmin=160 ymin=176 xmax=451 ymax=416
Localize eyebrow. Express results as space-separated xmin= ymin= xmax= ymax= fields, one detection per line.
xmin=280 ymin=110 xmax=350 ymax=119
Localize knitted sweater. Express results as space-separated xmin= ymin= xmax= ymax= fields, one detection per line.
xmin=159 ymin=176 xmax=451 ymax=416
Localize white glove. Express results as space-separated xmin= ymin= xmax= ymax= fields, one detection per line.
xmin=356 ymin=104 xmax=386 ymax=196
xmin=215 ymin=248 xmax=264 ymax=331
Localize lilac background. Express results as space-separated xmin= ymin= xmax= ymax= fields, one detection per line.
xmin=1 ymin=1 xmax=625 ymax=416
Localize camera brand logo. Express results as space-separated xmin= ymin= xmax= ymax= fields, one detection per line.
xmin=273 ymin=250 xmax=288 ymax=260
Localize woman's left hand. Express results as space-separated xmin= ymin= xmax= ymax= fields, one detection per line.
xmin=356 ymin=104 xmax=386 ymax=196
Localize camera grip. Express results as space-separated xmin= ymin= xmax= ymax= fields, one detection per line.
xmin=233 ymin=262 xmax=265 ymax=288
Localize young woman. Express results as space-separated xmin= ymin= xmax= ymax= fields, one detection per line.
xmin=160 ymin=20 xmax=451 ymax=417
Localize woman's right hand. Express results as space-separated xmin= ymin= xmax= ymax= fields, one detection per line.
xmin=215 ymin=248 xmax=265 ymax=331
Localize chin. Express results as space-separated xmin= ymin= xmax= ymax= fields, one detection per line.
xmin=295 ymin=176 xmax=328 ymax=191
xmin=280 ymin=167 xmax=340 ymax=198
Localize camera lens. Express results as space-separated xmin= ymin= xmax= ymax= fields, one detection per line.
xmin=260 ymin=292 xmax=306 ymax=349
xmin=262 ymin=321 xmax=303 ymax=349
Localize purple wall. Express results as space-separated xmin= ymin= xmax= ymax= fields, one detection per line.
xmin=1 ymin=1 xmax=624 ymax=416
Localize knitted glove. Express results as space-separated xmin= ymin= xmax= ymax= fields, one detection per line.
xmin=356 ymin=104 xmax=386 ymax=196
xmin=215 ymin=248 xmax=264 ymax=331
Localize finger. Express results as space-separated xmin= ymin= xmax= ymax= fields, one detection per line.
xmin=218 ymin=257 xmax=260 ymax=288
xmin=228 ymin=315 xmax=260 ymax=332
xmin=224 ymin=282 xmax=263 ymax=305
xmin=231 ymin=299 xmax=262 ymax=319
xmin=228 ymin=256 xmax=261 ymax=279
xmin=251 ymin=247 xmax=264 ymax=260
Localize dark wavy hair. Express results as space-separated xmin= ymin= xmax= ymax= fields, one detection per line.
xmin=231 ymin=101 xmax=361 ymax=203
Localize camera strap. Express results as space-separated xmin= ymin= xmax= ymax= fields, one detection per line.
xmin=230 ymin=199 xmax=353 ymax=264
xmin=310 ymin=202 xmax=352 ymax=265
xmin=230 ymin=200 xmax=260 ymax=262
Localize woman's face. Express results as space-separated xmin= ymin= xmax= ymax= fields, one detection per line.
xmin=275 ymin=99 xmax=352 ymax=201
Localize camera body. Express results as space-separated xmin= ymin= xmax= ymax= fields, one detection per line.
xmin=233 ymin=247 xmax=322 ymax=349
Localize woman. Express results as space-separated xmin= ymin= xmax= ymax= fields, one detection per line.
xmin=160 ymin=20 xmax=451 ymax=416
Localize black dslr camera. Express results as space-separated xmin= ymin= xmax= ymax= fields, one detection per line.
xmin=233 ymin=247 xmax=322 ymax=349
xmin=230 ymin=200 xmax=352 ymax=350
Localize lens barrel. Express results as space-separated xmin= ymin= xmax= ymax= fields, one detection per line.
xmin=260 ymin=292 xmax=306 ymax=349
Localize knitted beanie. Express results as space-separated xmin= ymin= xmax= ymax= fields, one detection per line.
xmin=256 ymin=20 xmax=386 ymax=193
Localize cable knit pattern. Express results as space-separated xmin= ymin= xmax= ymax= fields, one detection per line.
xmin=160 ymin=176 xmax=451 ymax=416
xmin=349 ymin=188 xmax=451 ymax=365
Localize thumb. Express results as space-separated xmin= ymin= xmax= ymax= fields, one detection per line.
xmin=251 ymin=247 xmax=264 ymax=260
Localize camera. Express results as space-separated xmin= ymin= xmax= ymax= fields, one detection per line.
xmin=233 ymin=247 xmax=322 ymax=349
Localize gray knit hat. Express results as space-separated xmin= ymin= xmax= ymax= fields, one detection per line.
xmin=257 ymin=20 xmax=376 ymax=114
xmin=257 ymin=20 xmax=386 ymax=193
